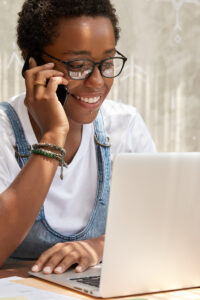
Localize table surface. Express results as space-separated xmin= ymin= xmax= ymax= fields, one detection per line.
xmin=2 ymin=259 xmax=200 ymax=300
xmin=0 ymin=258 xmax=33 ymax=279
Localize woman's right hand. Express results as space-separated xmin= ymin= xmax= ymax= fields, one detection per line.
xmin=24 ymin=57 xmax=69 ymax=140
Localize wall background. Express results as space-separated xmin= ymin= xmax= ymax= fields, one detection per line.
xmin=0 ymin=0 xmax=199 ymax=151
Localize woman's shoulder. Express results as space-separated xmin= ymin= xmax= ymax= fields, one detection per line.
xmin=5 ymin=93 xmax=26 ymax=112
xmin=0 ymin=93 xmax=26 ymax=143
xmin=101 ymin=99 xmax=157 ymax=153
xmin=101 ymin=99 xmax=139 ymax=132
xmin=0 ymin=93 xmax=26 ymax=118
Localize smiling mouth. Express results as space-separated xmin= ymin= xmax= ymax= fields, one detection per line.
xmin=76 ymin=95 xmax=101 ymax=104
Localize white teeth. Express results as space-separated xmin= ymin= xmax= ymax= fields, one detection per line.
xmin=76 ymin=96 xmax=100 ymax=104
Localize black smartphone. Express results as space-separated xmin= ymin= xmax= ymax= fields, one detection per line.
xmin=22 ymin=54 xmax=69 ymax=106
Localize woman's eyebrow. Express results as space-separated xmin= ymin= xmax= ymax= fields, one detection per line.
xmin=105 ymin=48 xmax=116 ymax=54
xmin=63 ymin=50 xmax=91 ymax=55
xmin=63 ymin=48 xmax=116 ymax=56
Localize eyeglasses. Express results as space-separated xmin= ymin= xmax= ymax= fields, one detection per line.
xmin=43 ymin=50 xmax=127 ymax=80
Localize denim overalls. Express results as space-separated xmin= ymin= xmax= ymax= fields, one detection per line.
xmin=0 ymin=102 xmax=111 ymax=259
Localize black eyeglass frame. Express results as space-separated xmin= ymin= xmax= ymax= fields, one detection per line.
xmin=43 ymin=50 xmax=128 ymax=80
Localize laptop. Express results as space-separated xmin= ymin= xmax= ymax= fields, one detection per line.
xmin=30 ymin=153 xmax=200 ymax=298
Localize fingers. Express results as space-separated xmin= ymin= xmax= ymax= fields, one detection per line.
xmin=26 ymin=67 xmax=64 ymax=94
xmin=24 ymin=57 xmax=52 ymax=106
xmin=32 ymin=243 xmax=74 ymax=274
xmin=46 ymin=76 xmax=69 ymax=94
xmin=75 ymin=256 xmax=90 ymax=273
xmin=25 ymin=61 xmax=56 ymax=85
xmin=32 ymin=243 xmax=67 ymax=273
xmin=34 ymin=69 xmax=64 ymax=85
xmin=53 ymin=251 xmax=81 ymax=274
xmin=25 ymin=58 xmax=69 ymax=104
xmin=24 ymin=61 xmax=54 ymax=101
xmin=24 ymin=57 xmax=67 ymax=100
xmin=31 ymin=239 xmax=101 ymax=275
xmin=33 ymin=76 xmax=68 ymax=101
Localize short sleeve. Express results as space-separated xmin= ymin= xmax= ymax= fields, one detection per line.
xmin=0 ymin=110 xmax=21 ymax=193
xmin=127 ymin=111 xmax=157 ymax=153
xmin=102 ymin=100 xmax=157 ymax=160
xmin=0 ymin=143 xmax=15 ymax=193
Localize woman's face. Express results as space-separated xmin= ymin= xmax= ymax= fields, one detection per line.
xmin=43 ymin=16 xmax=116 ymax=125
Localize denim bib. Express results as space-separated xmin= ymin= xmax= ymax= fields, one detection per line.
xmin=0 ymin=102 xmax=111 ymax=259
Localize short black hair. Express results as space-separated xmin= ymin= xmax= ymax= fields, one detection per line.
xmin=17 ymin=0 xmax=120 ymax=57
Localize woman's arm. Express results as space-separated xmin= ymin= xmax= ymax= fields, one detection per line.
xmin=0 ymin=59 xmax=69 ymax=266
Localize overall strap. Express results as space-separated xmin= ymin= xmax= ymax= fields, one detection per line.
xmin=94 ymin=109 xmax=111 ymax=147
xmin=94 ymin=109 xmax=111 ymax=205
xmin=0 ymin=102 xmax=30 ymax=168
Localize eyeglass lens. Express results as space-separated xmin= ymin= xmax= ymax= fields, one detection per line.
xmin=67 ymin=58 xmax=125 ymax=80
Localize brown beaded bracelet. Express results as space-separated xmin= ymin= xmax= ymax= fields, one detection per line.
xmin=32 ymin=143 xmax=66 ymax=156
xmin=31 ymin=147 xmax=67 ymax=180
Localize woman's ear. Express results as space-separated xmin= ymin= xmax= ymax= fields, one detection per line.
xmin=21 ymin=49 xmax=28 ymax=60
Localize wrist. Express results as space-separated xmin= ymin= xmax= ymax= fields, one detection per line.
xmin=91 ymin=235 xmax=105 ymax=251
xmin=41 ymin=130 xmax=68 ymax=147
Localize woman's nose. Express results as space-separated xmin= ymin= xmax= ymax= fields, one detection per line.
xmin=84 ymin=66 xmax=104 ymax=89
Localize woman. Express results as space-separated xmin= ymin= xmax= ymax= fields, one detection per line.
xmin=0 ymin=0 xmax=156 ymax=275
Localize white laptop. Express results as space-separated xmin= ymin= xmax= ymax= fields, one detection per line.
xmin=30 ymin=153 xmax=200 ymax=298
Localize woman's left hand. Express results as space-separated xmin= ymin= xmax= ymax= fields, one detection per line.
xmin=31 ymin=235 xmax=104 ymax=274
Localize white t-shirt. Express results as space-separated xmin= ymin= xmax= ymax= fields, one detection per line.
xmin=0 ymin=94 xmax=156 ymax=235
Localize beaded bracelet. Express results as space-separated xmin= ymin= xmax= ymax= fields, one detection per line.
xmin=32 ymin=143 xmax=66 ymax=156
xmin=31 ymin=148 xmax=67 ymax=180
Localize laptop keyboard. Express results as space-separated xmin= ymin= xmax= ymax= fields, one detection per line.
xmin=70 ymin=276 xmax=100 ymax=288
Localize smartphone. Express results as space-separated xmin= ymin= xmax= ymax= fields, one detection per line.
xmin=22 ymin=54 xmax=69 ymax=106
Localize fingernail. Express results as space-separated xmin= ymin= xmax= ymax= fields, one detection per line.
xmin=43 ymin=266 xmax=52 ymax=274
xmin=54 ymin=266 xmax=63 ymax=273
xmin=76 ymin=266 xmax=83 ymax=272
xmin=47 ymin=62 xmax=54 ymax=66
xmin=32 ymin=265 xmax=39 ymax=272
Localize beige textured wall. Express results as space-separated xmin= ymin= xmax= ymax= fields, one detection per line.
xmin=0 ymin=0 xmax=200 ymax=151
xmin=0 ymin=0 xmax=25 ymax=99
xmin=110 ymin=0 xmax=200 ymax=151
